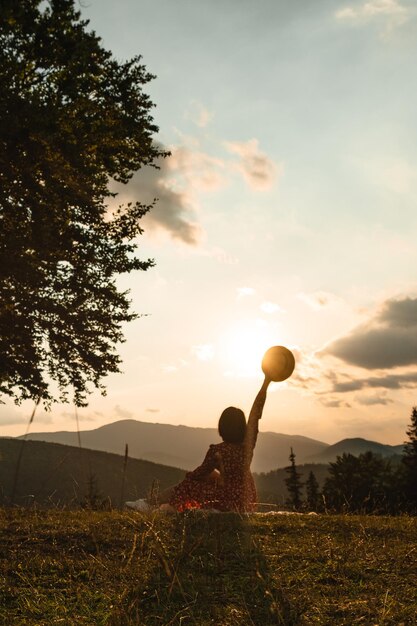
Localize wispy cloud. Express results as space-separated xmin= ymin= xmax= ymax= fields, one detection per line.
xmin=197 ymin=246 xmax=239 ymax=265
xmin=161 ymin=358 xmax=189 ymax=374
xmin=355 ymin=393 xmax=393 ymax=405
xmin=0 ymin=406 xmax=31 ymax=426
xmin=335 ymin=0 xmax=411 ymax=34
xmin=225 ymin=139 xmax=279 ymax=191
xmin=320 ymin=397 xmax=352 ymax=409
xmin=331 ymin=371 xmax=417 ymax=392
xmin=192 ymin=344 xmax=215 ymax=361
xmin=61 ymin=410 xmax=96 ymax=422
xmin=298 ymin=291 xmax=343 ymax=311
xmin=237 ymin=287 xmax=256 ymax=298
xmin=168 ymin=146 xmax=226 ymax=192
xmin=114 ymin=405 xmax=134 ymax=419
xmin=185 ymin=100 xmax=214 ymax=128
xmin=260 ymin=301 xmax=284 ymax=314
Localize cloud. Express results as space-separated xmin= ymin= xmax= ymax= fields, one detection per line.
xmin=290 ymin=349 xmax=323 ymax=390
xmin=0 ymin=406 xmax=28 ymax=426
xmin=336 ymin=0 xmax=406 ymax=18
xmin=77 ymin=414 xmax=96 ymax=422
xmin=33 ymin=413 xmax=54 ymax=425
xmin=378 ymin=297 xmax=417 ymax=327
xmin=198 ymin=246 xmax=239 ymax=265
xmin=225 ymin=139 xmax=279 ymax=190
xmin=192 ymin=344 xmax=215 ymax=361
xmin=114 ymin=405 xmax=134 ymax=419
xmin=112 ymin=154 xmax=200 ymax=245
xmin=237 ymin=287 xmax=256 ymax=298
xmin=61 ymin=410 xmax=96 ymax=422
xmin=320 ymin=397 xmax=352 ymax=408
xmin=111 ymin=137 xmax=280 ymax=243
xmin=298 ymin=291 xmax=343 ymax=311
xmin=332 ymin=371 xmax=417 ymax=392
xmin=260 ymin=301 xmax=284 ymax=314
xmin=325 ymin=297 xmax=417 ymax=369
xmin=0 ymin=405 xmax=55 ymax=426
xmin=185 ymin=101 xmax=214 ymax=128
xmin=168 ymin=146 xmax=226 ymax=192
xmin=355 ymin=393 xmax=393 ymax=405
xmin=146 ymin=408 xmax=160 ymax=413
xmin=111 ymin=142 xmax=227 ymax=246
xmin=335 ymin=0 xmax=410 ymax=33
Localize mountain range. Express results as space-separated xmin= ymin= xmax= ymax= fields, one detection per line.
xmin=20 ymin=419 xmax=404 ymax=472
xmin=306 ymin=437 xmax=404 ymax=464
xmin=0 ymin=437 xmax=328 ymax=507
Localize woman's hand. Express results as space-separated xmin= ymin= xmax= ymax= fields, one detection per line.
xmin=206 ymin=468 xmax=224 ymax=486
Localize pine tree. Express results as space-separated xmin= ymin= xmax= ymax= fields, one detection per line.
xmin=285 ymin=447 xmax=304 ymax=511
xmin=306 ymin=470 xmax=320 ymax=512
xmin=402 ymin=406 xmax=417 ymax=510
xmin=82 ymin=473 xmax=104 ymax=510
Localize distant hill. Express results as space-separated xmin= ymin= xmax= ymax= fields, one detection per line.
xmin=0 ymin=437 xmax=326 ymax=507
xmin=0 ymin=438 xmax=186 ymax=507
xmin=305 ymin=438 xmax=404 ymax=464
xmin=20 ymin=421 xmax=405 ymax=472
xmin=21 ymin=419 xmax=329 ymax=473
xmin=0 ymin=434 xmax=405 ymax=509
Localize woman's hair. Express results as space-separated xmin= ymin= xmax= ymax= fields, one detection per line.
xmin=218 ymin=406 xmax=246 ymax=444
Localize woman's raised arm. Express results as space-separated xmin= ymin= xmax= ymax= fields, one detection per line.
xmin=244 ymin=376 xmax=271 ymax=464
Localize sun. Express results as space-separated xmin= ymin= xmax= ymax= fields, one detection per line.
xmin=219 ymin=319 xmax=282 ymax=378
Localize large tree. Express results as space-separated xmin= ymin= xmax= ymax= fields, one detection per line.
xmin=0 ymin=0 xmax=166 ymax=406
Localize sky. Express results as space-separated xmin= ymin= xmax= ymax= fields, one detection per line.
xmin=2 ymin=0 xmax=417 ymax=445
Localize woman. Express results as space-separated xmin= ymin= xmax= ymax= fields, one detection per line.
xmin=126 ymin=375 xmax=271 ymax=513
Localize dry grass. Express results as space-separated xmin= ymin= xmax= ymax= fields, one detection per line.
xmin=1 ymin=508 xmax=416 ymax=625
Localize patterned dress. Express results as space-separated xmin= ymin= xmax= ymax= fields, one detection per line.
xmin=169 ymin=390 xmax=265 ymax=513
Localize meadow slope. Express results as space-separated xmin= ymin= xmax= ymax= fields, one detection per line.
xmin=1 ymin=509 xmax=416 ymax=625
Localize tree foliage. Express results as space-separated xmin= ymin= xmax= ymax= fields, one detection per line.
xmin=0 ymin=0 xmax=166 ymax=406
xmin=305 ymin=470 xmax=320 ymax=512
xmin=323 ymin=451 xmax=399 ymax=514
xmin=402 ymin=406 xmax=417 ymax=510
xmin=285 ymin=447 xmax=304 ymax=511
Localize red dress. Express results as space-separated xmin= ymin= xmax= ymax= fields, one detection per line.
xmin=169 ymin=392 xmax=264 ymax=513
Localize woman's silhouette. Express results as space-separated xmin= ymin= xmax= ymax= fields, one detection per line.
xmin=127 ymin=375 xmax=271 ymax=513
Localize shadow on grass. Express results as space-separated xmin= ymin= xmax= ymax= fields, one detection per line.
xmin=111 ymin=512 xmax=303 ymax=626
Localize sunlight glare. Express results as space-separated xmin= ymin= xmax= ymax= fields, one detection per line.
xmin=219 ymin=319 xmax=282 ymax=378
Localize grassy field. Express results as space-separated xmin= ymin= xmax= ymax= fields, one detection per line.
xmin=1 ymin=508 xmax=416 ymax=625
